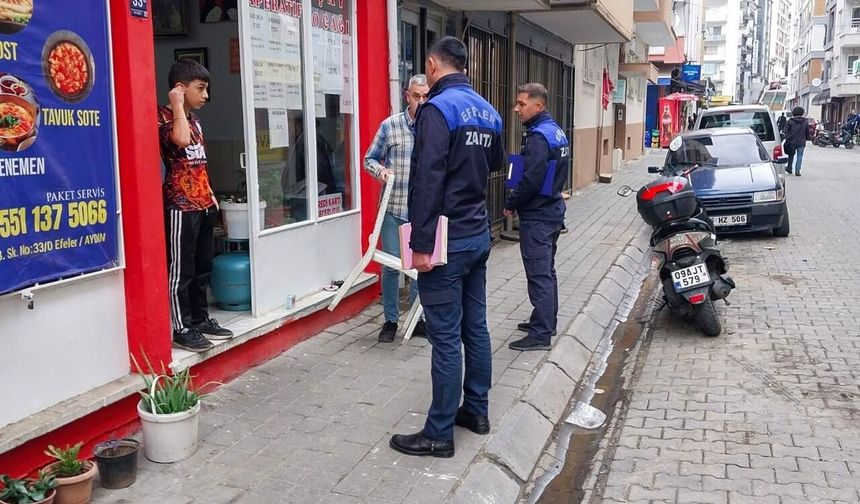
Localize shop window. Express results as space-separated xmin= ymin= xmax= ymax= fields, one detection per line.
xmin=249 ymin=0 xmax=356 ymax=227
xmin=311 ymin=0 xmax=356 ymax=218
xmin=249 ymin=6 xmax=308 ymax=228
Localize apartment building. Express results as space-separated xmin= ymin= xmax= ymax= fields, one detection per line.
xmin=819 ymin=0 xmax=860 ymax=126
xmin=702 ymin=0 xmax=768 ymax=103
xmin=787 ymin=0 xmax=827 ymax=119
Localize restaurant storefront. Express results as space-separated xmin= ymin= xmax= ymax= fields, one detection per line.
xmin=0 ymin=0 xmax=389 ymax=475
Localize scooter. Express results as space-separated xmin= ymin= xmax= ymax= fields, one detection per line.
xmin=813 ymin=126 xmax=834 ymax=147
xmin=618 ymin=167 xmax=735 ymax=337
xmin=833 ymin=127 xmax=856 ymax=149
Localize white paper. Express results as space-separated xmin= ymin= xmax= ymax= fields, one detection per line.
xmin=283 ymin=15 xmax=301 ymax=64
xmin=268 ymin=108 xmax=289 ymax=148
xmin=339 ymin=33 xmax=354 ymax=113
xmin=314 ymin=74 xmax=326 ymax=118
xmin=322 ymin=31 xmax=343 ymax=94
xmin=252 ymin=61 xmax=269 ymax=108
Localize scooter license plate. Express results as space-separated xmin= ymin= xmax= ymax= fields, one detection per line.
xmin=672 ymin=264 xmax=711 ymax=291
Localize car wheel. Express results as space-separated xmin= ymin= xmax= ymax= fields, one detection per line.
xmin=774 ymin=210 xmax=790 ymax=237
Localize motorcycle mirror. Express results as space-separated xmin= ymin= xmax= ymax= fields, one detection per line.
xmin=647 ymin=166 xmax=661 ymax=174
xmin=616 ymin=185 xmax=634 ymax=197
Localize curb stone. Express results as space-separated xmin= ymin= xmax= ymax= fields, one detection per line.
xmin=447 ymin=232 xmax=652 ymax=503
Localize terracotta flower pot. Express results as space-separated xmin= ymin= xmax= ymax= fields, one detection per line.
xmin=0 ymin=488 xmax=57 ymax=504
xmin=45 ymin=461 xmax=96 ymax=504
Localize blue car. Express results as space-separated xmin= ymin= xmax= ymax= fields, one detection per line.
xmin=657 ymin=127 xmax=790 ymax=237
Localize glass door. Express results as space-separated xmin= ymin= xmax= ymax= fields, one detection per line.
xmin=238 ymin=0 xmax=360 ymax=315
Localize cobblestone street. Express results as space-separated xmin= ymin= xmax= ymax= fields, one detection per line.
xmin=569 ymin=145 xmax=860 ymax=504
xmin=89 ymin=154 xmax=659 ymax=504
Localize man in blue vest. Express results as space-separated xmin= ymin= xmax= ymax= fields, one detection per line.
xmin=505 ymin=83 xmax=570 ymax=352
xmin=389 ymin=36 xmax=505 ymax=458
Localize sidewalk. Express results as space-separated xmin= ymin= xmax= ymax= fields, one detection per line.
xmin=91 ymin=153 xmax=662 ymax=504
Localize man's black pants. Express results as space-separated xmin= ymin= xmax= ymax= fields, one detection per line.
xmin=165 ymin=207 xmax=217 ymax=333
xmin=519 ymin=219 xmax=562 ymax=344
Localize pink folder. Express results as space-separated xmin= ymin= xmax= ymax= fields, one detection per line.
xmin=399 ymin=216 xmax=449 ymax=270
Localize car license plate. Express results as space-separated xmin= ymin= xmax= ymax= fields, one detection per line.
xmin=713 ymin=214 xmax=748 ymax=227
xmin=672 ymin=264 xmax=711 ymax=291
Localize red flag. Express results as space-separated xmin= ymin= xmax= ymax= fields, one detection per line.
xmin=602 ymin=68 xmax=615 ymax=110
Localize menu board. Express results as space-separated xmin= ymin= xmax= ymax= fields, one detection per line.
xmin=249 ymin=4 xmax=302 ymax=112
xmin=311 ymin=3 xmax=353 ymax=114
xmin=0 ymin=0 xmax=119 ymax=295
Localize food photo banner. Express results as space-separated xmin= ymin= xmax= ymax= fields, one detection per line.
xmin=0 ymin=0 xmax=119 ymax=295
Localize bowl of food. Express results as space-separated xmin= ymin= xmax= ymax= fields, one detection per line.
xmin=0 ymin=93 xmax=38 ymax=151
xmin=0 ymin=0 xmax=33 ymax=34
xmin=42 ymin=30 xmax=95 ymax=103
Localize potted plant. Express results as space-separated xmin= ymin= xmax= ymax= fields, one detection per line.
xmin=0 ymin=471 xmax=57 ymax=504
xmin=43 ymin=443 xmax=96 ymax=504
xmin=92 ymin=439 xmax=139 ymax=489
xmin=132 ymin=354 xmax=206 ymax=463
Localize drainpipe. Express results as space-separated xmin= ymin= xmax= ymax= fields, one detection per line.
xmin=387 ymin=0 xmax=401 ymax=115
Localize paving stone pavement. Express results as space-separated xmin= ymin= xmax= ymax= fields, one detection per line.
xmin=89 ymin=154 xmax=662 ymax=503
xmin=558 ymin=145 xmax=860 ymax=504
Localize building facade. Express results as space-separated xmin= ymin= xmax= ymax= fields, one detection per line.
xmin=0 ymin=0 xmax=673 ymax=476
xmin=819 ymin=0 xmax=860 ymax=127
xmin=787 ymin=0 xmax=827 ymax=119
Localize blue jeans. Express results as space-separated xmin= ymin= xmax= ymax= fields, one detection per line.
xmin=788 ymin=145 xmax=804 ymax=174
xmin=519 ymin=220 xmax=562 ymax=343
xmin=381 ymin=212 xmax=418 ymax=323
xmin=418 ymin=231 xmax=492 ymax=441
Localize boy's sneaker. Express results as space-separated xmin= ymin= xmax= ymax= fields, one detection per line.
xmin=195 ymin=318 xmax=234 ymax=340
xmin=173 ymin=328 xmax=214 ymax=353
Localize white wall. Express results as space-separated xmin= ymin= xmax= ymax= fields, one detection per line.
xmin=724 ymin=0 xmax=741 ymax=98
xmin=0 ymin=273 xmax=129 ymax=428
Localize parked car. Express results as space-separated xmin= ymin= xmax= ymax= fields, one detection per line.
xmin=695 ymin=105 xmax=785 ymax=161
xmin=661 ymin=128 xmax=790 ymax=237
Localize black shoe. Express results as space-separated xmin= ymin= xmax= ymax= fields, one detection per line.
xmin=173 ymin=328 xmax=214 ymax=353
xmin=785 ymin=167 xmax=793 ymax=174
xmin=517 ymin=322 xmax=557 ymax=336
xmin=508 ymin=336 xmax=551 ymax=352
xmin=378 ymin=321 xmax=397 ymax=343
xmin=195 ymin=318 xmax=234 ymax=340
xmin=796 ymin=172 xmax=801 ymax=177
xmin=412 ymin=320 xmax=427 ymax=339
xmin=455 ymin=407 xmax=490 ymax=435
xmin=389 ymin=432 xmax=454 ymax=458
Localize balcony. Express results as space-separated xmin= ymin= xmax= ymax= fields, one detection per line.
xmin=705 ymin=33 xmax=726 ymax=42
xmin=829 ymin=73 xmax=860 ymax=97
xmin=633 ymin=0 xmax=675 ymax=46
xmin=519 ymin=0 xmax=636 ymax=43
xmin=838 ymin=20 xmax=860 ymax=48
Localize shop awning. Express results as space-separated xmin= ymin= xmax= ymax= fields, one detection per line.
xmin=664 ymin=92 xmax=698 ymax=101
xmin=812 ymin=91 xmax=830 ymax=105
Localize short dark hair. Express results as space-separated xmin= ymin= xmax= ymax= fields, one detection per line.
xmin=168 ymin=59 xmax=210 ymax=88
xmin=427 ymin=36 xmax=467 ymax=72
xmin=517 ymin=83 xmax=548 ymax=104
xmin=792 ymin=106 xmax=805 ymax=116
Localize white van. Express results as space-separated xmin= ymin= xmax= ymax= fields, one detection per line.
xmin=695 ymin=105 xmax=784 ymax=160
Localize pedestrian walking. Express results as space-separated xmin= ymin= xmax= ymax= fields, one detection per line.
xmin=158 ymin=59 xmax=234 ymax=353
xmin=783 ymin=106 xmax=811 ymax=176
xmin=389 ymin=36 xmax=505 ymax=458
xmin=363 ymin=74 xmax=430 ymax=342
xmin=505 ymin=83 xmax=570 ymax=352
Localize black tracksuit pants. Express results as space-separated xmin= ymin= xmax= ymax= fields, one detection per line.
xmin=165 ymin=206 xmax=217 ymax=333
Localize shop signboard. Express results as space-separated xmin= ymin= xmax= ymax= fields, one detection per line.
xmin=0 ymin=0 xmax=119 ymax=295
xmin=681 ymin=64 xmax=701 ymax=82
xmin=318 ymin=193 xmax=343 ymax=217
